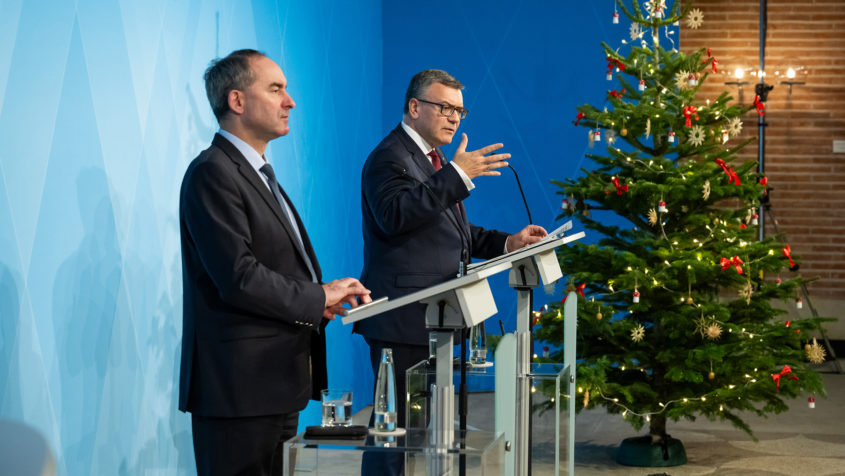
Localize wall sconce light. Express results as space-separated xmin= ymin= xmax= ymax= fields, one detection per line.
xmin=725 ymin=67 xmax=749 ymax=89
xmin=779 ymin=67 xmax=805 ymax=94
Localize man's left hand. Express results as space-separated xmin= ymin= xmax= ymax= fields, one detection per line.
xmin=506 ymin=225 xmax=548 ymax=252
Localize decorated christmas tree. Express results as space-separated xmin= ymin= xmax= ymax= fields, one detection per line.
xmin=535 ymin=0 xmax=829 ymax=466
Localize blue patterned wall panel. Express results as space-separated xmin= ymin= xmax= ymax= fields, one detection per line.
xmin=0 ymin=1 xmax=382 ymax=473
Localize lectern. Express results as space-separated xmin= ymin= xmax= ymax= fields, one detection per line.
xmin=468 ymin=232 xmax=583 ymax=476
xmin=343 ymin=261 xmax=511 ymax=475
xmin=342 ymin=231 xmax=584 ymax=476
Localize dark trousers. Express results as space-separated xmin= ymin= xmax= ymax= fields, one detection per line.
xmin=192 ymin=412 xmax=299 ymax=476
xmin=361 ymin=338 xmax=429 ymax=476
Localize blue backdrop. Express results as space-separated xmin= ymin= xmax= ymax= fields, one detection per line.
xmin=382 ymin=0 xmax=644 ymax=338
xmin=0 ymin=0 xmax=633 ymax=473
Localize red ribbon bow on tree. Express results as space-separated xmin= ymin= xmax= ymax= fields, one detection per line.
xmin=782 ymin=244 xmax=795 ymax=268
xmin=608 ymin=88 xmax=626 ymax=99
xmin=683 ymin=105 xmax=699 ymax=127
xmin=577 ymin=283 xmax=587 ymax=298
xmin=715 ymin=158 xmax=741 ymax=185
xmin=771 ymin=365 xmax=799 ymax=392
xmin=702 ymin=48 xmax=718 ymax=73
xmin=753 ymin=94 xmax=765 ymax=116
xmin=574 ymin=111 xmax=585 ymax=126
xmin=611 ymin=177 xmax=629 ymax=195
xmin=720 ymin=256 xmax=744 ymax=274
xmin=606 ymin=57 xmax=626 ymax=75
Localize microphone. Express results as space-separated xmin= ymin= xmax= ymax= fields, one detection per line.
xmin=391 ymin=164 xmax=470 ymax=276
xmin=506 ymin=165 xmax=533 ymax=225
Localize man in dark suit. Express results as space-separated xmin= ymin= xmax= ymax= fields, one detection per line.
xmin=355 ymin=69 xmax=546 ymax=474
xmin=179 ymin=49 xmax=371 ymax=476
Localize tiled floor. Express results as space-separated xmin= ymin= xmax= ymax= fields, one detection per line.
xmin=299 ymin=360 xmax=844 ymax=475
xmin=572 ymin=361 xmax=845 ymax=475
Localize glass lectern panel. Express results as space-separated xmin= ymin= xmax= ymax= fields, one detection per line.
xmin=406 ymin=359 xmax=496 ymax=430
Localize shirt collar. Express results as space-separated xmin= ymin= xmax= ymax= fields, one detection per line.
xmin=218 ymin=129 xmax=267 ymax=173
xmin=401 ymin=121 xmax=435 ymax=157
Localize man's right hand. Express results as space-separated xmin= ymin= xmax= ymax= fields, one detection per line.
xmin=322 ymin=277 xmax=372 ymax=320
xmin=450 ymin=133 xmax=510 ymax=179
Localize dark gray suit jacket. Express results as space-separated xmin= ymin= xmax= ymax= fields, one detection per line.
xmin=354 ymin=124 xmax=508 ymax=346
xmin=178 ymin=133 xmax=327 ymax=417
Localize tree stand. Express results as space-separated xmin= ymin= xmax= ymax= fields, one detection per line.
xmin=616 ymin=435 xmax=687 ymax=467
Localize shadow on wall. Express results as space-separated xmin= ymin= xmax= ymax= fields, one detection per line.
xmin=51 ymin=167 xmax=121 ymax=476
xmin=166 ymin=256 xmax=194 ymax=474
xmin=112 ymin=252 xmax=194 ymax=475
xmin=128 ymin=253 xmax=194 ymax=475
xmin=0 ymin=263 xmax=21 ymax=414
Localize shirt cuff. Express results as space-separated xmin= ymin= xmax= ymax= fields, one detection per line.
xmin=449 ymin=162 xmax=475 ymax=191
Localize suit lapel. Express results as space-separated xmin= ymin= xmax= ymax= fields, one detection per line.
xmin=434 ymin=147 xmax=470 ymax=237
xmin=393 ymin=127 xmax=469 ymax=238
xmin=393 ymin=126 xmax=436 ymax=176
xmin=213 ymin=134 xmax=320 ymax=279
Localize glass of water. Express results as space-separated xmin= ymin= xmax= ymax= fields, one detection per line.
xmin=469 ymin=322 xmax=488 ymax=365
xmin=321 ymin=389 xmax=353 ymax=426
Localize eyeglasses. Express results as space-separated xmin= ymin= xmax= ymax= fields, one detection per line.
xmin=415 ymin=98 xmax=468 ymax=119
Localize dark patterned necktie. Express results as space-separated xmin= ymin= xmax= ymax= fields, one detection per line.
xmin=259 ymin=163 xmax=317 ymax=282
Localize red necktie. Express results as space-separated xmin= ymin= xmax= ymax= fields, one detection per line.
xmin=425 ymin=150 xmax=466 ymax=220
xmin=427 ymin=150 xmax=442 ymax=171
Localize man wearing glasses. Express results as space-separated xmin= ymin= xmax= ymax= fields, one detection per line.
xmin=355 ymin=69 xmax=546 ymax=475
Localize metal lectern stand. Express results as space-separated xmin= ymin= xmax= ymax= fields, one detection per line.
xmin=468 ymin=231 xmax=585 ymax=476
xmin=344 ymin=231 xmax=584 ymax=476
xmin=343 ymin=261 xmax=511 ymax=475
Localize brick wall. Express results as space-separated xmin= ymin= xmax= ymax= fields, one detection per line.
xmin=681 ymin=0 xmax=845 ymax=301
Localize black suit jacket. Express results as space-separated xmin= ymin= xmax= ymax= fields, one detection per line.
xmin=178 ymin=133 xmax=327 ymax=417
xmin=354 ymin=124 xmax=508 ymax=346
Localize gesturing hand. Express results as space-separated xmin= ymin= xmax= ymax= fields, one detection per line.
xmin=450 ymin=133 xmax=510 ymax=179
xmin=321 ymin=277 xmax=372 ymax=320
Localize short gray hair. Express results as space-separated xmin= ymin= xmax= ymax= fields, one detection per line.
xmin=203 ymin=49 xmax=266 ymax=122
xmin=404 ymin=69 xmax=464 ymax=114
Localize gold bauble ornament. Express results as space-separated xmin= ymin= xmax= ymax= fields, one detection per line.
xmin=708 ymin=371 xmax=715 ymax=380
xmin=621 ymin=128 xmax=628 ymax=136
xmin=597 ymin=311 xmax=603 ymax=320
xmin=686 ymin=296 xmax=694 ymax=304
xmin=806 ymin=338 xmax=827 ymax=364
xmin=714 ymin=218 xmax=720 ymax=225
xmin=706 ymin=324 xmax=723 ymax=340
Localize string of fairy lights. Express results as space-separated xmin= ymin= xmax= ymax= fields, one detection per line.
xmin=529 ymin=0 xmax=826 ymax=417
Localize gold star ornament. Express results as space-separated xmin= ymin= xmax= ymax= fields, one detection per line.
xmin=631 ymin=323 xmax=646 ymax=342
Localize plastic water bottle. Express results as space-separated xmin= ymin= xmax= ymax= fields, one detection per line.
xmin=374 ymin=348 xmax=397 ymax=432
